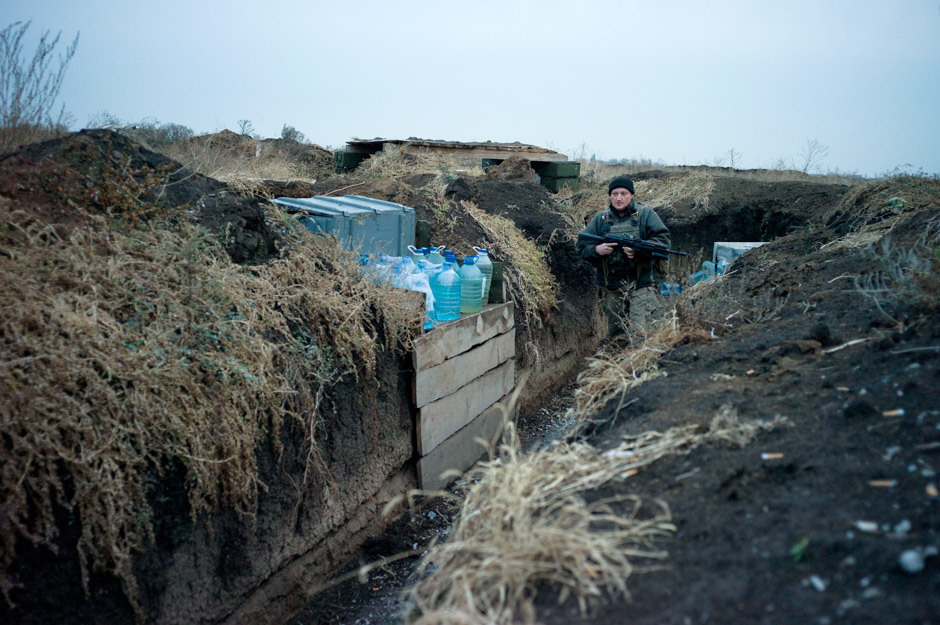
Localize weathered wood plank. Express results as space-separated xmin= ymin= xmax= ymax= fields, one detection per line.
xmin=417 ymin=395 xmax=517 ymax=491
xmin=414 ymin=329 xmax=515 ymax=408
xmin=417 ymin=360 xmax=515 ymax=456
xmin=412 ymin=302 xmax=514 ymax=373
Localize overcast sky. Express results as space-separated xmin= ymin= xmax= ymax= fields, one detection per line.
xmin=3 ymin=0 xmax=939 ymax=176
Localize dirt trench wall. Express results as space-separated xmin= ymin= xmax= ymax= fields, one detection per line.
xmin=3 ymin=348 xmax=417 ymax=625
xmin=145 ymin=348 xmax=417 ymax=625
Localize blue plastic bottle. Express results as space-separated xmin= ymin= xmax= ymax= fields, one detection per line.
xmin=459 ymin=255 xmax=484 ymax=314
xmin=432 ymin=254 xmax=461 ymax=322
xmin=472 ymin=246 xmax=494 ymax=305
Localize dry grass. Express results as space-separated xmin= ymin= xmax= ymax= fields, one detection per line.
xmin=358 ymin=143 xmax=485 ymax=186
xmin=567 ymin=316 xmax=714 ymax=435
xmin=162 ymin=139 xmax=312 ymax=197
xmin=405 ymin=420 xmax=675 ymax=625
xmin=634 ymin=171 xmax=716 ymax=215
xmin=461 ymin=200 xmax=559 ymax=328
xmin=579 ymin=160 xmax=864 ymax=187
xmin=0 ymin=200 xmax=422 ymax=613
xmin=403 ymin=400 xmax=787 ymax=624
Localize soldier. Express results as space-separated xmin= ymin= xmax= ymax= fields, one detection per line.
xmin=576 ymin=176 xmax=671 ymax=338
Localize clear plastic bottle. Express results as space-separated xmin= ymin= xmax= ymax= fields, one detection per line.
xmin=472 ymin=246 xmax=494 ymax=305
xmin=432 ymin=254 xmax=461 ymax=322
xmin=427 ymin=245 xmax=445 ymax=265
xmin=459 ymin=255 xmax=484 ymax=314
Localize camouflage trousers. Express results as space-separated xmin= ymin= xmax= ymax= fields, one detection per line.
xmin=601 ymin=284 xmax=669 ymax=338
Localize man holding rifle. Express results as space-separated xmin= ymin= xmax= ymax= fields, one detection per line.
xmin=576 ymin=176 xmax=677 ymax=338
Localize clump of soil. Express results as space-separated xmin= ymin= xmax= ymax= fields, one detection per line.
xmin=484 ymin=155 xmax=538 ymax=183
xmin=0 ymin=128 xmax=279 ymax=263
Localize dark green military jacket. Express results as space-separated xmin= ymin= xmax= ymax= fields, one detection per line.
xmin=576 ymin=200 xmax=671 ymax=290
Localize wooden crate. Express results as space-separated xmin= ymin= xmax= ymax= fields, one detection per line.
xmin=412 ymin=302 xmax=516 ymax=490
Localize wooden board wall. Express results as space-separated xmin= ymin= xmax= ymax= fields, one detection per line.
xmin=412 ymin=302 xmax=516 ymax=488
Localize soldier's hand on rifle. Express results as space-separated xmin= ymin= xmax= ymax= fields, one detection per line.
xmin=595 ymin=242 xmax=617 ymax=256
xmin=622 ymin=246 xmax=635 ymax=259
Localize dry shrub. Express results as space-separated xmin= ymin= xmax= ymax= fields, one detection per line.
xmin=852 ymin=218 xmax=940 ymax=326
xmin=823 ymin=175 xmax=940 ymax=249
xmin=0 ymin=201 xmax=422 ymax=613
xmin=461 ymin=200 xmax=559 ymax=328
xmin=405 ymin=403 xmax=786 ymax=624
xmin=567 ymin=317 xmax=713 ymax=435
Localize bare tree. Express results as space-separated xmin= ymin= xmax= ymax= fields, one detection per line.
xmin=237 ymin=119 xmax=253 ymax=136
xmin=0 ymin=21 xmax=79 ymax=152
xmin=727 ymin=147 xmax=741 ymax=169
xmin=798 ymin=138 xmax=829 ymax=174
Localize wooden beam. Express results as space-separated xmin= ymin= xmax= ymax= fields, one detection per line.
xmin=416 ymin=360 xmax=515 ymax=456
xmin=414 ymin=329 xmax=515 ymax=408
xmin=417 ymin=394 xmax=517 ymax=491
xmin=412 ymin=302 xmax=514 ymax=373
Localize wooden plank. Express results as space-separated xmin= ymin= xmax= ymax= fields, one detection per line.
xmin=415 ymin=329 xmax=515 ymax=408
xmin=417 ymin=395 xmax=517 ymax=491
xmin=412 ymin=302 xmax=514 ymax=373
xmin=417 ymin=360 xmax=515 ymax=456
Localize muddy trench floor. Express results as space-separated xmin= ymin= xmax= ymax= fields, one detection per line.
xmin=286 ymin=386 xmax=579 ymax=625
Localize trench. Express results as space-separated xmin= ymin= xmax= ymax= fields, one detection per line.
xmin=276 ymin=178 xmax=852 ymax=624
xmin=1 ymin=172 xmax=855 ymax=625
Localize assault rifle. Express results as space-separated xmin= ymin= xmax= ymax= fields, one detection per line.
xmin=577 ymin=232 xmax=690 ymax=260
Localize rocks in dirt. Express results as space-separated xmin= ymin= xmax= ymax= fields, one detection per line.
xmin=898 ymin=546 xmax=938 ymax=573
xmin=809 ymin=322 xmax=839 ymax=347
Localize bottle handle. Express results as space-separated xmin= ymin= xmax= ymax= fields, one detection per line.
xmin=408 ymin=245 xmax=419 ymax=254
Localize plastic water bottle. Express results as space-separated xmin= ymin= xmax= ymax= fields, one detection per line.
xmin=660 ymin=282 xmax=682 ymax=296
xmin=717 ymin=259 xmax=729 ymax=275
xmin=431 ymin=254 xmax=461 ymax=321
xmin=459 ymin=255 xmax=484 ymax=314
xmin=472 ymin=246 xmax=494 ymax=305
xmin=702 ymin=261 xmax=716 ymax=279
xmin=427 ymin=245 xmax=445 ymax=265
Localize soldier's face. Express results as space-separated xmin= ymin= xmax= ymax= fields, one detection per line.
xmin=610 ymin=188 xmax=633 ymax=212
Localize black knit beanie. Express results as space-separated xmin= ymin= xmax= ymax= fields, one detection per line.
xmin=608 ymin=176 xmax=635 ymax=194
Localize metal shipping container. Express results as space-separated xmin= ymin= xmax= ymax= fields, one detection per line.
xmin=271 ymin=195 xmax=415 ymax=257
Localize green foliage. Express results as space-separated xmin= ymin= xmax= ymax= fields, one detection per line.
xmin=790 ymin=536 xmax=810 ymax=562
xmin=281 ymin=123 xmax=305 ymax=142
